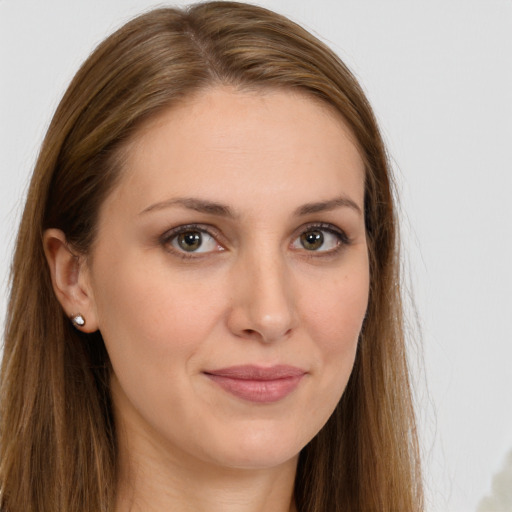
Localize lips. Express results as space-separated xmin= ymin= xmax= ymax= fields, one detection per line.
xmin=204 ymin=365 xmax=306 ymax=403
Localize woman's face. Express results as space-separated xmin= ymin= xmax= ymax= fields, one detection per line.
xmin=83 ymin=87 xmax=369 ymax=471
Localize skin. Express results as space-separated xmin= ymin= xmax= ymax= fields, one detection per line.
xmin=44 ymin=87 xmax=369 ymax=512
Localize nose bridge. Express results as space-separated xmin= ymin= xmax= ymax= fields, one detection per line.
xmin=229 ymin=242 xmax=297 ymax=342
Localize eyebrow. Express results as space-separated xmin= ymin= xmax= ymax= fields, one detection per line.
xmin=139 ymin=195 xmax=362 ymax=218
xmin=140 ymin=197 xmax=237 ymax=218
xmin=294 ymin=197 xmax=363 ymax=216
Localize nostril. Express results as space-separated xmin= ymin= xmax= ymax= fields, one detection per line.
xmin=240 ymin=326 xmax=294 ymax=343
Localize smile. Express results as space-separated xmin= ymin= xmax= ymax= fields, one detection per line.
xmin=204 ymin=365 xmax=306 ymax=403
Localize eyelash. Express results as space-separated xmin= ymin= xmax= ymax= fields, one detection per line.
xmin=159 ymin=224 xmax=223 ymax=260
xmin=159 ymin=222 xmax=351 ymax=260
xmin=292 ymin=222 xmax=351 ymax=258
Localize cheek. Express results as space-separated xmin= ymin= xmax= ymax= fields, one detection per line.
xmin=90 ymin=256 xmax=230 ymax=442
xmin=304 ymin=266 xmax=369 ymax=352
xmin=90 ymin=254 xmax=226 ymax=373
xmin=301 ymin=259 xmax=369 ymax=399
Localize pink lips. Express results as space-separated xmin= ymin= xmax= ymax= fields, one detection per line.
xmin=204 ymin=365 xmax=306 ymax=403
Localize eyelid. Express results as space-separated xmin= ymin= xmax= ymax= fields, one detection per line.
xmin=290 ymin=222 xmax=351 ymax=252
xmin=158 ymin=221 xmax=351 ymax=259
xmin=159 ymin=223 xmax=226 ymax=257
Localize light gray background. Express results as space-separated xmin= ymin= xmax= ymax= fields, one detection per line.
xmin=1 ymin=1 xmax=511 ymax=511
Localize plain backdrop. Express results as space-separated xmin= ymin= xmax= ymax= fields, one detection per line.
xmin=1 ymin=1 xmax=511 ymax=511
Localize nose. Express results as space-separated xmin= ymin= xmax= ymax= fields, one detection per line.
xmin=226 ymin=250 xmax=298 ymax=344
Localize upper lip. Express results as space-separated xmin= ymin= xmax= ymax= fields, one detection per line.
xmin=204 ymin=365 xmax=306 ymax=380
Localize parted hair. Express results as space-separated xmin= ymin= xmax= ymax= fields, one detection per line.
xmin=0 ymin=2 xmax=423 ymax=511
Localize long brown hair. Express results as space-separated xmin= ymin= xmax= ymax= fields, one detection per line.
xmin=0 ymin=2 xmax=423 ymax=510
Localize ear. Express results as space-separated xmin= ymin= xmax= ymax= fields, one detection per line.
xmin=43 ymin=229 xmax=99 ymax=333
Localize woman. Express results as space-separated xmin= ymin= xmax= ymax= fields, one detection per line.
xmin=0 ymin=2 xmax=423 ymax=511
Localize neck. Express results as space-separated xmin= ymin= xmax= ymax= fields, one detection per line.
xmin=116 ymin=449 xmax=298 ymax=512
xmin=114 ymin=417 xmax=298 ymax=512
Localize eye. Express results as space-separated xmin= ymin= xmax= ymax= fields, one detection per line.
xmin=291 ymin=225 xmax=347 ymax=253
xmin=163 ymin=226 xmax=224 ymax=255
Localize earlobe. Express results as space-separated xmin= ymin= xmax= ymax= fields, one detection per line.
xmin=43 ymin=229 xmax=99 ymax=333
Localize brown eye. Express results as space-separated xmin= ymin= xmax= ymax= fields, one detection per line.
xmin=300 ymin=230 xmax=324 ymax=250
xmin=166 ymin=227 xmax=223 ymax=255
xmin=291 ymin=225 xmax=346 ymax=254
xmin=176 ymin=231 xmax=202 ymax=252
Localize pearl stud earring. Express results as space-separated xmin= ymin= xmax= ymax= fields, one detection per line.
xmin=71 ymin=314 xmax=86 ymax=328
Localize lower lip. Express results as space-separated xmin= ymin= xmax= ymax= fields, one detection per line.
xmin=206 ymin=374 xmax=304 ymax=403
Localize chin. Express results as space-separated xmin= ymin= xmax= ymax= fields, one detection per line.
xmin=197 ymin=419 xmax=310 ymax=471
xmin=213 ymin=447 xmax=300 ymax=471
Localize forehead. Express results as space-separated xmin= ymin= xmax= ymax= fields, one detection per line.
xmin=106 ymin=86 xmax=365 ymax=217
